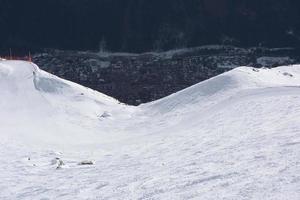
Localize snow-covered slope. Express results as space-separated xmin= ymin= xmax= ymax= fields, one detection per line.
xmin=0 ymin=60 xmax=134 ymax=148
xmin=0 ymin=60 xmax=299 ymax=199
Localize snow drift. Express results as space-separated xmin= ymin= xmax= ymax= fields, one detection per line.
xmin=0 ymin=60 xmax=299 ymax=199
xmin=0 ymin=60 xmax=131 ymax=147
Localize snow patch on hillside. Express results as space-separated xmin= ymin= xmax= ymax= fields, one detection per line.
xmin=257 ymin=56 xmax=294 ymax=66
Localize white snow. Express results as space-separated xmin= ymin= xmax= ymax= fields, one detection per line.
xmin=96 ymin=45 xmax=234 ymax=59
xmin=0 ymin=60 xmax=300 ymax=199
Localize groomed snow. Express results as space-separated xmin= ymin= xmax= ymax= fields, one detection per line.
xmin=0 ymin=60 xmax=299 ymax=199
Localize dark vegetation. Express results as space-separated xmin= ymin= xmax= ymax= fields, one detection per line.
xmin=34 ymin=47 xmax=300 ymax=105
xmin=1 ymin=0 xmax=300 ymax=54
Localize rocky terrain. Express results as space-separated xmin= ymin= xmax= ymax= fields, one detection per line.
xmin=33 ymin=46 xmax=300 ymax=105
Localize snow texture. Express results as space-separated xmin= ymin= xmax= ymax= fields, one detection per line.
xmin=0 ymin=60 xmax=300 ymax=199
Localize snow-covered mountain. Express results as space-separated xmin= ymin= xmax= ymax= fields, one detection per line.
xmin=0 ymin=60 xmax=299 ymax=199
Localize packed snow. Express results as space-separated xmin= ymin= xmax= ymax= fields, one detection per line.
xmin=0 ymin=60 xmax=299 ymax=199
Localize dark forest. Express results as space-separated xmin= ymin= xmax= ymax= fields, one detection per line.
xmin=1 ymin=0 xmax=300 ymax=53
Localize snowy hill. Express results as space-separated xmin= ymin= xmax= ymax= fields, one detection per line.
xmin=0 ymin=60 xmax=299 ymax=199
xmin=0 ymin=61 xmax=133 ymax=148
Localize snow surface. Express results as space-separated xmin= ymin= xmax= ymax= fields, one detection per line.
xmin=0 ymin=60 xmax=300 ymax=199
xmin=95 ymin=45 xmax=240 ymax=59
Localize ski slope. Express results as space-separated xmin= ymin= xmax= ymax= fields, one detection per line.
xmin=0 ymin=60 xmax=299 ymax=199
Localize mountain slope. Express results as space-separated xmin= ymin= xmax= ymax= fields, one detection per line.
xmin=0 ymin=60 xmax=133 ymax=147
xmin=0 ymin=61 xmax=299 ymax=199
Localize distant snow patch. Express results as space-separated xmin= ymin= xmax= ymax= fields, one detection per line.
xmin=257 ymin=57 xmax=294 ymax=67
xmin=217 ymin=63 xmax=238 ymax=69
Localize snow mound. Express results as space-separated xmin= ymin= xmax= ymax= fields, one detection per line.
xmin=0 ymin=60 xmax=118 ymax=103
xmin=0 ymin=61 xmax=129 ymax=147
xmin=143 ymin=66 xmax=300 ymax=114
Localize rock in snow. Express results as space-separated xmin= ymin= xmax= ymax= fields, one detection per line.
xmin=0 ymin=60 xmax=299 ymax=199
xmin=78 ymin=160 xmax=95 ymax=166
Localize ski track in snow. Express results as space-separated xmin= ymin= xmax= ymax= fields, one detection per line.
xmin=0 ymin=61 xmax=300 ymax=199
